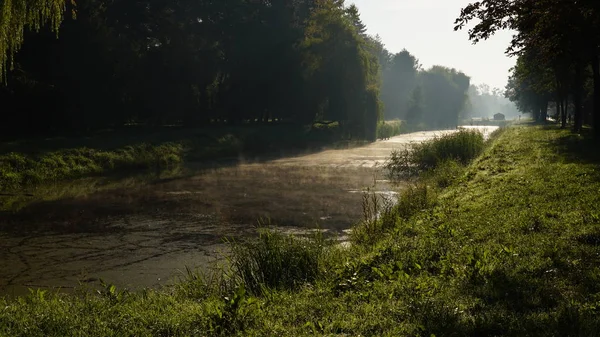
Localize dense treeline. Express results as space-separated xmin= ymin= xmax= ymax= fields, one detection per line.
xmin=1 ymin=0 xmax=381 ymax=140
xmin=376 ymin=46 xmax=516 ymax=129
xmin=456 ymin=0 xmax=600 ymax=134
xmin=1 ymin=0 xmax=518 ymax=143
xmin=378 ymin=48 xmax=473 ymax=129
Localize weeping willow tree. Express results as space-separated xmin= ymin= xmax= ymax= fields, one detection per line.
xmin=0 ymin=0 xmax=71 ymax=79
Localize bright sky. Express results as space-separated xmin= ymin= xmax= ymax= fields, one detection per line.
xmin=350 ymin=0 xmax=517 ymax=90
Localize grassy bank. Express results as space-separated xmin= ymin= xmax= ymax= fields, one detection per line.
xmin=3 ymin=124 xmax=600 ymax=336
xmin=0 ymin=123 xmax=352 ymax=192
xmin=0 ymin=143 xmax=185 ymax=191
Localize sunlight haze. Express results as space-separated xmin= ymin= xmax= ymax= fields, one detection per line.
xmin=351 ymin=0 xmax=516 ymax=90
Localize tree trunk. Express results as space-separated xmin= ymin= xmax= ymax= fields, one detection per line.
xmin=574 ymin=107 xmax=583 ymax=132
xmin=556 ymin=75 xmax=567 ymax=128
xmin=561 ymin=98 xmax=567 ymax=128
xmin=536 ymin=99 xmax=548 ymax=123
xmin=592 ymin=49 xmax=600 ymax=138
xmin=573 ymin=64 xmax=584 ymax=133
xmin=532 ymin=106 xmax=540 ymax=122
xmin=541 ymin=100 xmax=549 ymax=122
xmin=574 ymin=92 xmax=583 ymax=133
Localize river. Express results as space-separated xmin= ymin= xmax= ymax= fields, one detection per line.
xmin=0 ymin=126 xmax=497 ymax=296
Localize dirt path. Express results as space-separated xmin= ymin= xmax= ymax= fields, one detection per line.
xmin=0 ymin=126 xmax=497 ymax=296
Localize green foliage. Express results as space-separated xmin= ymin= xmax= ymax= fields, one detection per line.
xmin=456 ymin=0 xmax=600 ymax=133
xmin=351 ymin=183 xmax=435 ymax=245
xmin=386 ymin=129 xmax=485 ymax=179
xmin=0 ymin=0 xmax=69 ymax=78
xmin=424 ymin=159 xmax=464 ymax=188
xmin=410 ymin=129 xmax=484 ymax=168
xmin=0 ymin=143 xmax=184 ymax=191
xmin=301 ymin=0 xmax=382 ymax=141
xmin=1 ymin=0 xmax=384 ymax=143
xmin=505 ymin=51 xmax=554 ymax=122
xmin=381 ymin=49 xmax=420 ymax=120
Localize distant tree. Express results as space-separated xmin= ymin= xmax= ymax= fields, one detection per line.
xmin=419 ymin=66 xmax=470 ymax=129
xmin=466 ymin=84 xmax=519 ymax=119
xmin=504 ymin=50 xmax=555 ymax=123
xmin=381 ymin=49 xmax=420 ymax=120
xmin=364 ymin=35 xmax=391 ymax=73
xmin=302 ymin=0 xmax=381 ymax=140
xmin=405 ymin=86 xmax=424 ymax=127
xmin=345 ymin=4 xmax=367 ymax=36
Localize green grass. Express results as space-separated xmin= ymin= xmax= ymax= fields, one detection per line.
xmin=0 ymin=124 xmax=349 ymax=192
xmin=0 ymin=143 xmax=185 ymax=191
xmin=3 ymin=124 xmax=600 ymax=336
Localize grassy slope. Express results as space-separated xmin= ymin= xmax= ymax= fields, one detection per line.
xmin=3 ymin=124 xmax=600 ymax=336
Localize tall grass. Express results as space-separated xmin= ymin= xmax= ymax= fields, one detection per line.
xmin=386 ymin=129 xmax=484 ymax=179
xmin=351 ymin=184 xmax=435 ymax=245
xmin=227 ymin=229 xmax=328 ymax=296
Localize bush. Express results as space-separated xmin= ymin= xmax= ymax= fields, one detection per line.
xmin=386 ymin=129 xmax=484 ymax=180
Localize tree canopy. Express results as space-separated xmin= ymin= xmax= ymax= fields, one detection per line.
xmin=1 ymin=0 xmax=387 ymax=140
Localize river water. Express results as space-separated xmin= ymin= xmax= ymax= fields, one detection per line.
xmin=0 ymin=126 xmax=497 ymax=296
